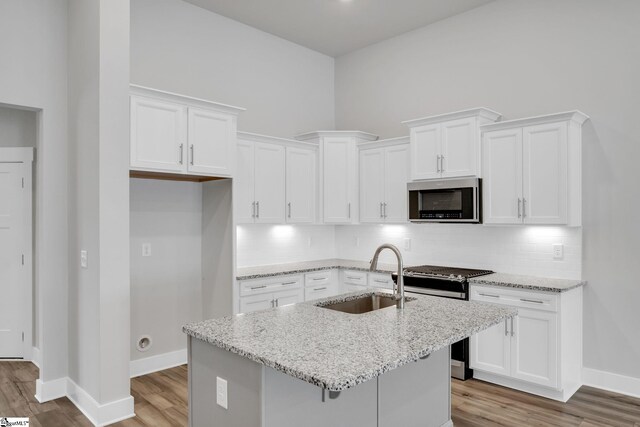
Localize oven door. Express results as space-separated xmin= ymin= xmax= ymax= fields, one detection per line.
xmin=408 ymin=178 xmax=480 ymax=223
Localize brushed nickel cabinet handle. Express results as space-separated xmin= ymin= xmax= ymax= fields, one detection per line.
xmin=436 ymin=155 xmax=440 ymax=173
xmin=250 ymin=285 xmax=267 ymax=290
xmin=314 ymin=287 xmax=327 ymax=291
xmin=190 ymin=144 xmax=194 ymax=165
xmin=179 ymin=144 xmax=184 ymax=164
xmin=440 ymin=155 xmax=445 ymax=172
xmin=520 ymin=298 xmax=544 ymax=304
xmin=517 ymin=198 xmax=522 ymax=218
xmin=288 ymin=202 xmax=292 ymax=218
xmin=505 ymin=319 xmax=508 ymax=336
xmin=511 ymin=317 xmax=514 ymax=337
xmin=252 ymin=201 xmax=256 ymax=218
xmin=380 ymin=202 xmax=383 ymax=218
xmin=479 ymin=293 xmax=500 ymax=298
xmin=256 ymin=201 xmax=260 ymax=218
xmin=383 ymin=203 xmax=387 ymax=218
xmin=282 ymin=281 xmax=297 ymax=285
xmin=348 ymin=202 xmax=351 ymax=219
xmin=522 ymin=198 xmax=527 ymax=218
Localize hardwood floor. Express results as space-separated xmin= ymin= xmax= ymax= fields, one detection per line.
xmin=2 ymin=361 xmax=639 ymax=426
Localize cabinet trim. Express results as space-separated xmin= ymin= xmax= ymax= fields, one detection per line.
xmin=402 ymin=107 xmax=501 ymax=128
xmin=130 ymin=84 xmax=245 ymax=115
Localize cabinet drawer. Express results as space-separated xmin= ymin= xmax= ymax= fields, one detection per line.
xmin=239 ymin=293 xmax=276 ymax=313
xmin=305 ymin=270 xmax=333 ymax=287
xmin=368 ymin=273 xmax=394 ymax=290
xmin=470 ymin=285 xmax=559 ymax=312
xmin=342 ymin=270 xmax=367 ymax=286
xmin=305 ymin=283 xmax=339 ymax=301
xmin=239 ymin=275 xmax=303 ymax=297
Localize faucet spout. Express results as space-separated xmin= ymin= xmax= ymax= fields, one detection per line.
xmin=370 ymin=244 xmax=405 ymax=309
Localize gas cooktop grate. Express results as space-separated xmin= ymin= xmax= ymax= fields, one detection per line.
xmin=404 ymin=265 xmax=494 ymax=279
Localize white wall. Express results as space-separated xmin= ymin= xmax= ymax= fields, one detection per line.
xmin=0 ymin=106 xmax=37 ymax=148
xmin=130 ymin=179 xmax=203 ymax=361
xmin=335 ymin=0 xmax=640 ymax=379
xmin=0 ymin=0 xmax=69 ymax=387
xmin=130 ymin=0 xmax=335 ymax=138
xmin=336 ymin=225 xmax=581 ymax=279
xmin=236 ymin=225 xmax=336 ymax=267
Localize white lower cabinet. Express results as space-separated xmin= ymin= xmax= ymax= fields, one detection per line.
xmin=470 ymin=284 xmax=582 ymax=402
xmin=368 ymin=272 xmax=394 ymax=291
xmin=304 ymin=270 xmax=340 ymax=301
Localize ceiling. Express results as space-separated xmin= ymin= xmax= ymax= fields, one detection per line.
xmin=182 ymin=0 xmax=495 ymax=57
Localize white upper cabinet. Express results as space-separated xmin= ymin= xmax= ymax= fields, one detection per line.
xmin=295 ymin=131 xmax=378 ymax=224
xmin=236 ymin=132 xmax=317 ymax=225
xmin=481 ymin=111 xmax=588 ymax=226
xmin=359 ymin=138 xmax=410 ymax=224
xmin=130 ymin=85 xmax=244 ymax=178
xmin=286 ymin=147 xmax=317 ymax=223
xmin=130 ymin=96 xmax=186 ymax=173
xmin=403 ymin=108 xmax=501 ymax=181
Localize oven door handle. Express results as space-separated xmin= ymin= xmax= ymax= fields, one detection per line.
xmin=404 ymin=286 xmax=465 ymax=299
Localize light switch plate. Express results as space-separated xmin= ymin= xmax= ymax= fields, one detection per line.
xmin=553 ymin=244 xmax=564 ymax=260
xmin=404 ymin=238 xmax=412 ymax=251
xmin=80 ymin=250 xmax=88 ymax=269
xmin=216 ymin=377 xmax=228 ymax=409
xmin=142 ymin=243 xmax=152 ymax=257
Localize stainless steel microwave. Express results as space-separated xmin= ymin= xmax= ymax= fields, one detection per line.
xmin=408 ymin=178 xmax=481 ymax=223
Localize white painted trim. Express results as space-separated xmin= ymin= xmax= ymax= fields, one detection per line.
xmin=480 ymin=110 xmax=589 ymax=132
xmin=583 ymin=367 xmax=640 ymax=399
xmin=31 ymin=346 xmax=41 ymax=368
xmin=440 ymin=421 xmax=454 ymax=427
xmin=130 ymin=84 xmax=246 ymax=114
xmin=237 ymin=131 xmax=319 ymax=149
xmin=67 ymin=378 xmax=135 ymax=427
xmin=473 ymin=370 xmax=577 ymax=402
xmin=402 ymin=107 xmax=502 ymax=127
xmin=294 ymin=130 xmax=378 ymax=142
xmin=35 ymin=377 xmax=67 ymax=402
xmin=130 ymin=348 xmax=188 ymax=378
xmin=358 ymin=136 xmax=409 ymax=150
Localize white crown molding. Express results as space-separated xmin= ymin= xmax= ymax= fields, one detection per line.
xmin=130 ymin=84 xmax=246 ymax=115
xmin=237 ymin=131 xmax=318 ymax=149
xmin=294 ymin=130 xmax=379 ymax=142
xmin=130 ymin=349 xmax=188 ymax=378
xmin=583 ymin=367 xmax=640 ymax=399
xmin=402 ymin=107 xmax=502 ymax=128
xmin=480 ymin=110 xmax=590 ymax=132
xmin=358 ymin=136 xmax=410 ymax=150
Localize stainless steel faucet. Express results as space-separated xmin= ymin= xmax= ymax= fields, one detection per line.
xmin=370 ymin=244 xmax=405 ymax=309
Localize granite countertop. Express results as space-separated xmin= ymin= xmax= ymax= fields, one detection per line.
xmin=469 ymin=272 xmax=585 ymax=293
xmin=236 ymin=258 xmax=398 ymax=280
xmin=183 ymin=291 xmax=516 ymax=392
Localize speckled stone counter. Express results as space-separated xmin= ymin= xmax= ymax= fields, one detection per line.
xmin=183 ymin=291 xmax=516 ymax=391
xmin=469 ymin=272 xmax=585 ymax=293
xmin=236 ymin=258 xmax=398 ymax=280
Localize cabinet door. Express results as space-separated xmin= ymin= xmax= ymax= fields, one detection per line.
xmin=323 ymin=138 xmax=354 ymax=223
xmin=187 ymin=107 xmax=234 ymax=176
xmin=441 ymin=117 xmax=477 ymax=178
xmin=286 ymin=147 xmax=316 ymax=223
xmin=239 ymin=293 xmax=274 ymax=314
xmin=130 ymin=96 xmax=186 ymax=173
xmin=511 ymin=308 xmax=558 ymax=388
xmin=410 ymin=124 xmax=441 ymax=180
xmin=383 ymin=145 xmax=409 ymax=223
xmin=368 ymin=273 xmax=394 ymax=291
xmin=359 ymin=148 xmax=385 ymax=223
xmin=482 ymin=128 xmax=523 ymax=224
xmin=235 ymin=140 xmax=255 ymax=224
xmin=345 ymin=284 xmax=368 ymax=293
xmin=522 ymin=122 xmax=568 ymax=225
xmin=274 ymin=288 xmax=304 ymax=307
xmin=470 ymin=319 xmax=511 ymax=376
xmin=254 ymin=142 xmax=285 ymax=223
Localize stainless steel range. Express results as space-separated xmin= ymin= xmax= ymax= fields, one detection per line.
xmin=393 ymin=265 xmax=493 ymax=380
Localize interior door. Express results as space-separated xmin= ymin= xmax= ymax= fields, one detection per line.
xmin=359 ymin=148 xmax=385 ymax=223
xmin=188 ymin=107 xmax=234 ymax=177
xmin=441 ymin=117 xmax=476 ymax=178
xmin=0 ymin=163 xmax=26 ymax=358
xmin=254 ymin=142 xmax=285 ymax=223
xmin=511 ymin=308 xmax=559 ymax=388
xmin=482 ymin=128 xmax=523 ymax=224
xmin=469 ymin=320 xmax=511 ymax=376
xmin=323 ymin=138 xmax=353 ymax=223
xmin=235 ymin=140 xmax=255 ymax=224
xmin=383 ymin=145 xmax=409 ymax=223
xmin=410 ymin=124 xmax=441 ymax=180
xmin=522 ymin=122 xmax=568 ymax=225
xmin=286 ymin=147 xmax=316 ymax=224
xmin=130 ymin=95 xmax=186 ymax=173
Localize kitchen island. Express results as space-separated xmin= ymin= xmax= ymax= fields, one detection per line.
xmin=183 ymin=291 xmax=516 ymax=427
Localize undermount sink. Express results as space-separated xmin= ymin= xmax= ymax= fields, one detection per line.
xmin=317 ymin=294 xmax=409 ymax=315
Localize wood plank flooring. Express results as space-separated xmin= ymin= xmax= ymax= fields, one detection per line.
xmin=2 ymin=361 xmax=639 ymax=426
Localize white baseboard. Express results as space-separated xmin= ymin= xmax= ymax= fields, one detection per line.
xmin=31 ymin=346 xmax=41 ymax=368
xmin=583 ymin=367 xmax=640 ymax=399
xmin=35 ymin=377 xmax=67 ymax=402
xmin=67 ymin=378 xmax=134 ymax=427
xmin=130 ymin=348 xmax=187 ymax=378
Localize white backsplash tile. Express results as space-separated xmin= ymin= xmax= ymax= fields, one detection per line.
xmin=236 ymin=223 xmax=582 ymax=279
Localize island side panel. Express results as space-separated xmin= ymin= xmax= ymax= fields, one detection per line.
xmin=263 ymin=367 xmax=378 ymax=427
xmin=189 ymin=337 xmax=263 ymax=427
xmin=378 ymin=347 xmax=452 ymax=427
